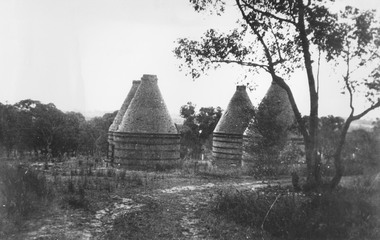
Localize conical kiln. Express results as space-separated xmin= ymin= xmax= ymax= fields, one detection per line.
xmin=108 ymin=80 xmax=141 ymax=161
xmin=114 ymin=74 xmax=180 ymax=169
xmin=212 ymin=85 xmax=255 ymax=167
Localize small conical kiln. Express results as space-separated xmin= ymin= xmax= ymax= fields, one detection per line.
xmin=114 ymin=74 xmax=180 ymax=169
xmin=258 ymin=81 xmax=295 ymax=130
xmin=108 ymin=80 xmax=141 ymax=160
xmin=243 ymin=81 xmax=295 ymax=146
xmin=212 ymin=85 xmax=255 ymax=167
xmin=243 ymin=81 xmax=299 ymax=161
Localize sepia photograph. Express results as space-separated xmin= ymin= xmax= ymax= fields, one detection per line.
xmin=0 ymin=0 xmax=380 ymax=239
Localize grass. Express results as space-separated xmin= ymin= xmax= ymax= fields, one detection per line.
xmin=61 ymin=180 xmax=89 ymax=210
xmin=196 ymin=167 xmax=246 ymax=179
xmin=0 ymin=156 xmax=167 ymax=238
xmin=3 ymin=155 xmax=377 ymax=239
xmin=0 ymin=163 xmax=54 ymax=219
xmin=178 ymin=158 xmax=251 ymax=179
xmin=0 ymin=162 xmax=55 ymax=237
xmin=106 ymin=196 xmax=184 ymax=240
xmin=212 ymin=182 xmax=380 ymax=240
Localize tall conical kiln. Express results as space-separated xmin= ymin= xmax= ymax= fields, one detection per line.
xmin=108 ymin=80 xmax=141 ymax=161
xmin=113 ymin=74 xmax=180 ymax=169
xmin=212 ymin=85 xmax=254 ymax=167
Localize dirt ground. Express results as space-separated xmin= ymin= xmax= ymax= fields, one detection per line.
xmin=3 ymin=168 xmax=291 ymax=240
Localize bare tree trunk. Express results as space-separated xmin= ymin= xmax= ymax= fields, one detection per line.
xmin=297 ymin=0 xmax=321 ymax=188
xmin=330 ymin=118 xmax=351 ymax=189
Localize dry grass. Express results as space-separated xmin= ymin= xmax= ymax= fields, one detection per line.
xmin=212 ymin=182 xmax=380 ymax=240
xmin=0 ymin=156 xmax=168 ymax=238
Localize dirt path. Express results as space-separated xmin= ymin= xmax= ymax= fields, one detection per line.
xmin=98 ymin=179 xmax=290 ymax=239
xmin=18 ymin=178 xmax=291 ymax=240
xmin=156 ymin=179 xmax=291 ymax=240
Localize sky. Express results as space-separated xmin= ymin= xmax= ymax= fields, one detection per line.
xmin=0 ymin=0 xmax=379 ymax=120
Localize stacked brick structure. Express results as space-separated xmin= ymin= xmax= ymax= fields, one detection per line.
xmin=212 ymin=85 xmax=255 ymax=167
xmin=113 ymin=74 xmax=180 ymax=169
xmin=108 ymin=80 xmax=140 ymax=161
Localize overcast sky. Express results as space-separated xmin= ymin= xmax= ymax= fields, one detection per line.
xmin=0 ymin=0 xmax=379 ymax=119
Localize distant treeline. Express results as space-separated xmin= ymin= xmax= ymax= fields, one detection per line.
xmin=0 ymin=99 xmax=117 ymax=158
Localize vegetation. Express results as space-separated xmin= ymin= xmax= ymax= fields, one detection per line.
xmin=0 ymin=147 xmax=379 ymax=239
xmin=1 ymin=2 xmax=379 ymax=239
xmin=0 ymin=156 xmax=167 ymax=237
xmin=0 ymin=163 xmax=53 ymax=220
xmin=244 ymin=116 xmax=380 ymax=179
xmin=175 ymin=0 xmax=380 ymax=189
xmin=179 ymin=102 xmax=222 ymax=159
xmin=0 ymin=99 xmax=117 ymax=158
xmin=212 ymin=183 xmax=380 ymax=240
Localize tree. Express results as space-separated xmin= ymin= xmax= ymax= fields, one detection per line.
xmin=179 ymin=102 xmax=202 ymax=158
xmin=84 ymin=111 xmax=117 ymax=156
xmin=179 ymin=102 xmax=223 ymax=158
xmin=52 ymin=111 xmax=86 ymax=157
xmin=319 ymin=116 xmax=345 ymax=163
xmin=175 ymin=0 xmax=380 ymax=189
xmin=371 ymin=118 xmax=380 ymax=169
xmin=0 ymin=103 xmax=3 ymax=153
xmin=0 ymin=99 xmax=119 ymax=159
xmin=344 ymin=129 xmax=376 ymax=169
xmin=14 ymin=100 xmax=67 ymax=157
xmin=373 ymin=118 xmax=380 ymax=135
xmin=327 ymin=6 xmax=380 ymax=187
xmin=77 ymin=121 xmax=98 ymax=156
xmin=0 ymin=104 xmax=19 ymax=157
xmin=196 ymin=106 xmax=223 ymax=141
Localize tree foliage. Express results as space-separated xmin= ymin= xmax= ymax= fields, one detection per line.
xmin=179 ymin=102 xmax=222 ymax=158
xmin=0 ymin=99 xmax=117 ymax=159
xmin=175 ymin=0 xmax=380 ymax=189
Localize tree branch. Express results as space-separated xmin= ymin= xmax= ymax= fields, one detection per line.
xmin=331 ymin=48 xmax=380 ymax=188
xmin=317 ymin=48 xmax=321 ymax=96
xmin=343 ymin=47 xmax=355 ymax=114
xmin=349 ymin=49 xmax=380 ymax=75
xmin=236 ymin=0 xmax=272 ymax=67
xmin=352 ymin=100 xmax=380 ymax=121
xmin=210 ymin=59 xmax=269 ymax=71
xmin=268 ymin=18 xmax=284 ymax=62
xmin=241 ymin=0 xmax=297 ymax=26
xmin=237 ymin=0 xmax=309 ymax=141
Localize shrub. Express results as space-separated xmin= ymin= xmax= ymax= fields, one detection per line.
xmin=87 ymin=166 xmax=93 ymax=176
xmin=197 ymin=167 xmax=243 ymax=179
xmin=107 ymin=168 xmax=115 ymax=177
xmin=95 ymin=168 xmax=105 ymax=177
xmin=62 ymin=186 xmax=89 ymax=210
xmin=77 ymin=167 xmax=84 ymax=176
xmin=0 ymin=163 xmax=53 ymax=219
xmin=129 ymin=172 xmax=144 ymax=186
xmin=118 ymin=169 xmax=127 ymax=180
xmin=213 ymin=186 xmax=379 ymax=240
xmin=61 ymin=178 xmax=90 ymax=210
xmin=154 ymin=162 xmax=180 ymax=172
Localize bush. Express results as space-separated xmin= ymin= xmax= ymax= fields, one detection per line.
xmin=0 ymin=163 xmax=53 ymax=219
xmin=154 ymin=161 xmax=181 ymax=172
xmin=61 ymin=177 xmax=90 ymax=210
xmin=213 ymin=186 xmax=379 ymax=240
xmin=107 ymin=168 xmax=115 ymax=177
xmin=128 ymin=172 xmax=144 ymax=186
xmin=197 ymin=167 xmax=244 ymax=179
xmin=118 ymin=169 xmax=127 ymax=180
xmin=62 ymin=187 xmax=89 ymax=210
